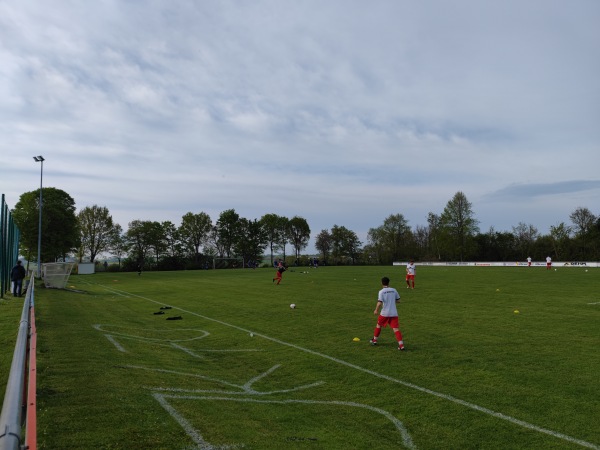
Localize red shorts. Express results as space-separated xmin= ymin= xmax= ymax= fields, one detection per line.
xmin=406 ymin=274 xmax=415 ymax=281
xmin=377 ymin=315 xmax=399 ymax=329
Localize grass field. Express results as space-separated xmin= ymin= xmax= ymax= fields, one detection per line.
xmin=2 ymin=266 xmax=599 ymax=449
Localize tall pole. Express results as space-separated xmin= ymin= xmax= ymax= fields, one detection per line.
xmin=34 ymin=156 xmax=45 ymax=278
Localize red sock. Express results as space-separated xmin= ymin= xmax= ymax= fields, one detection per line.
xmin=373 ymin=327 xmax=381 ymax=340
xmin=394 ymin=330 xmax=403 ymax=341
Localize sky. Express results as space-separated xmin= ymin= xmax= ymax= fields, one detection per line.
xmin=1 ymin=1 xmax=599 ymax=254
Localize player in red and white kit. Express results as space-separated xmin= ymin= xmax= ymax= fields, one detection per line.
xmin=405 ymin=260 xmax=416 ymax=289
xmin=370 ymin=277 xmax=405 ymax=351
xmin=546 ymin=256 xmax=552 ymax=270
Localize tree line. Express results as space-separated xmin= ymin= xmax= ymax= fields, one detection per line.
xmin=10 ymin=188 xmax=600 ymax=271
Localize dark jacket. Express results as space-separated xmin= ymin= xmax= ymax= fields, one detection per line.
xmin=10 ymin=264 xmax=26 ymax=281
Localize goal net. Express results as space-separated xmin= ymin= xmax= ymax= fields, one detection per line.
xmin=42 ymin=262 xmax=75 ymax=289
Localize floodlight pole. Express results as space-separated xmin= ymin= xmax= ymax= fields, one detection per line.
xmin=34 ymin=156 xmax=45 ymax=278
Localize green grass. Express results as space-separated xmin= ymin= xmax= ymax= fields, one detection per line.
xmin=3 ymin=266 xmax=599 ymax=449
xmin=0 ymin=292 xmax=24 ymax=393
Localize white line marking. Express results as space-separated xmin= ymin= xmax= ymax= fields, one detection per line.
xmin=125 ymin=365 xmax=243 ymax=390
xmin=129 ymin=364 xmax=325 ymax=395
xmin=94 ymin=323 xmax=260 ymax=355
xmin=88 ymin=282 xmax=599 ymax=449
xmin=104 ymin=334 xmax=127 ymax=352
xmin=152 ymin=392 xmax=240 ymax=450
xmin=171 ymin=342 xmax=206 ymax=359
xmin=93 ymin=323 xmax=211 ymax=342
xmin=155 ymin=394 xmax=416 ymax=449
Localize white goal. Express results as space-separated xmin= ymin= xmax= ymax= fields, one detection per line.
xmin=42 ymin=262 xmax=75 ymax=289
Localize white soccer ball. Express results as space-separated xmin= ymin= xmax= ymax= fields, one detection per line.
xmin=290 ymin=303 xmax=296 ymax=309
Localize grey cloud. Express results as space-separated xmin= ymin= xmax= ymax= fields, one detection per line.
xmin=486 ymin=180 xmax=600 ymax=202
xmin=1 ymin=1 xmax=599 ymax=251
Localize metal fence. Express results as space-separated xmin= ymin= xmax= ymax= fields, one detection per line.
xmin=0 ymin=274 xmax=37 ymax=450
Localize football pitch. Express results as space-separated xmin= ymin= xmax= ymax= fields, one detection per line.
xmin=6 ymin=266 xmax=600 ymax=449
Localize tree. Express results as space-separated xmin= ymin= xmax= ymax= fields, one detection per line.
xmin=287 ymin=216 xmax=311 ymax=262
xmin=205 ymin=227 xmax=226 ymax=259
xmin=593 ymin=216 xmax=600 ymax=260
xmin=126 ymin=220 xmax=158 ymax=267
xmin=427 ymin=212 xmax=442 ymax=260
xmin=512 ymin=222 xmax=539 ymax=259
xmin=367 ymin=214 xmax=411 ymax=264
xmin=215 ymin=209 xmax=240 ymax=258
xmin=315 ymin=229 xmax=332 ymax=262
xmin=109 ymin=224 xmax=128 ymax=269
xmin=345 ymin=231 xmax=362 ymax=265
xmin=331 ymin=225 xmax=362 ymax=265
xmin=233 ymin=218 xmax=268 ymax=265
xmin=569 ymin=207 xmax=596 ymax=259
xmin=549 ymin=222 xmax=572 ymax=260
xmin=12 ymin=187 xmax=79 ymax=263
xmin=474 ymin=226 xmax=498 ymax=261
xmin=260 ymin=213 xmax=285 ymax=265
xmin=148 ymin=221 xmax=168 ymax=265
xmin=493 ymin=230 xmax=517 ymax=261
xmin=179 ymin=212 xmax=212 ymax=263
xmin=413 ymin=225 xmax=429 ymax=260
xmin=77 ymin=205 xmax=118 ymax=263
xmin=366 ymin=226 xmax=385 ymax=264
xmin=161 ymin=221 xmax=182 ymax=258
xmin=155 ymin=221 xmax=185 ymax=271
xmin=440 ymin=191 xmax=479 ymax=261
xmin=276 ymin=216 xmax=290 ymax=261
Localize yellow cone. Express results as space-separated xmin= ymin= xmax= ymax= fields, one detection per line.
xmin=353 ymin=337 xmax=360 ymax=342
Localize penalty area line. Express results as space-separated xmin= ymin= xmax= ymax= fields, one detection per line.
xmin=92 ymin=282 xmax=599 ymax=450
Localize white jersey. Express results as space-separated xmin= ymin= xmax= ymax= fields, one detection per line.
xmin=406 ymin=263 xmax=416 ymax=275
xmin=378 ymin=287 xmax=400 ymax=317
xmin=546 ymin=256 xmax=552 ymax=263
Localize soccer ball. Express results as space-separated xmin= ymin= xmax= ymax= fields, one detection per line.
xmin=290 ymin=303 xmax=296 ymax=309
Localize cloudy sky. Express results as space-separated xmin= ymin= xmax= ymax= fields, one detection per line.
xmin=2 ymin=1 xmax=599 ymax=253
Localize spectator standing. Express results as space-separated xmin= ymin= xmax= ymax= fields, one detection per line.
xmin=10 ymin=260 xmax=27 ymax=297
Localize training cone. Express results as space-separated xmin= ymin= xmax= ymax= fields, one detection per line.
xmin=352 ymin=337 xmax=360 ymax=342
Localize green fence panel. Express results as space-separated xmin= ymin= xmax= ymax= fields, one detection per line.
xmin=1 ymin=194 xmax=21 ymax=299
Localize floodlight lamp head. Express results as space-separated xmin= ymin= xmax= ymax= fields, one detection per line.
xmin=33 ymin=156 xmax=45 ymax=162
